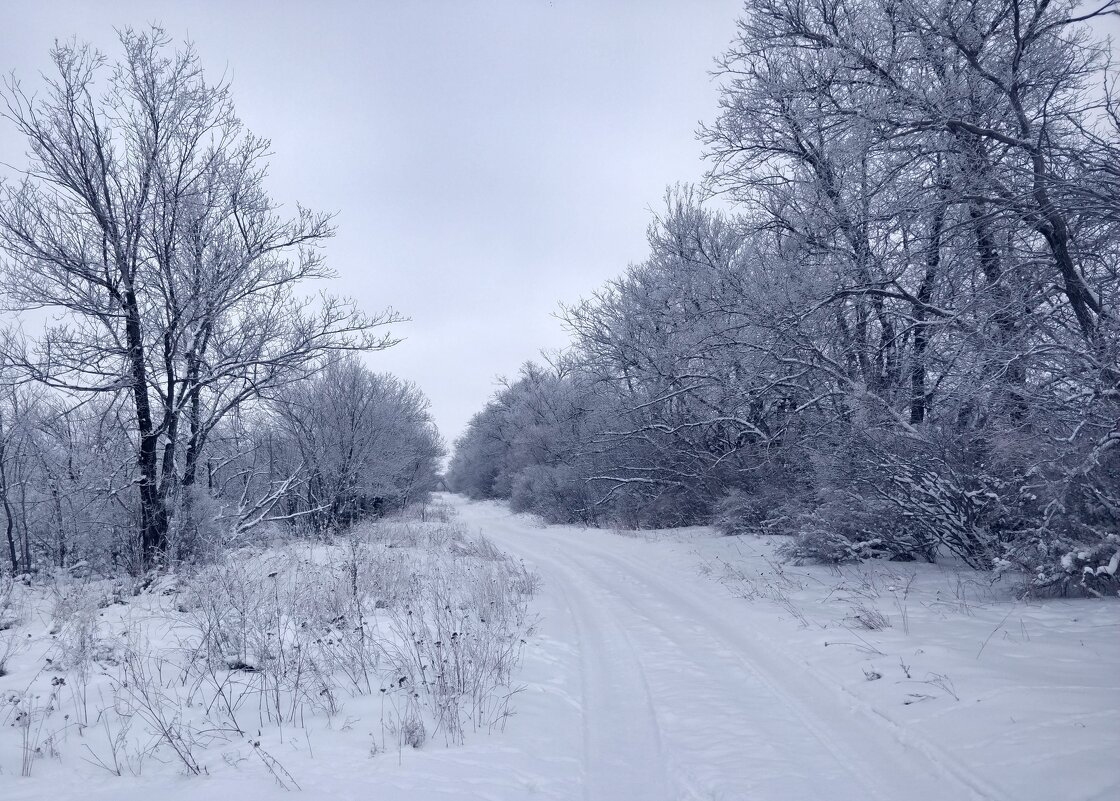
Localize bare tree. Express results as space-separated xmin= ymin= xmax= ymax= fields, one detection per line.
xmin=0 ymin=28 xmax=398 ymax=570
xmin=272 ymin=356 xmax=444 ymax=531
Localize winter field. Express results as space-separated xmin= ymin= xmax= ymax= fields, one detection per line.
xmin=1 ymin=494 xmax=1115 ymax=800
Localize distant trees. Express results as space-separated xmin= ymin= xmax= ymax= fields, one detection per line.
xmin=271 ymin=357 xmax=444 ymax=531
xmin=0 ymin=385 xmax=135 ymax=574
xmin=450 ymin=0 xmax=1119 ymax=595
xmin=0 ymin=28 xmax=430 ymax=574
xmin=449 ymin=362 xmax=604 ymax=523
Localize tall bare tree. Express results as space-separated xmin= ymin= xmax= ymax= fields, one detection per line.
xmin=0 ymin=28 xmax=398 ymax=570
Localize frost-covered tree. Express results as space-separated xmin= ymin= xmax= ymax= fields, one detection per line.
xmin=0 ymin=28 xmax=398 ymax=569
xmin=448 ymin=362 xmax=607 ymax=523
xmin=271 ymin=357 xmax=444 ymax=532
xmin=451 ymin=0 xmax=1119 ymax=594
xmin=698 ymin=0 xmax=1120 ymax=590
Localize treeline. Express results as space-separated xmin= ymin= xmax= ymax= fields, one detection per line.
xmin=449 ymin=0 xmax=1120 ymax=596
xmin=0 ymin=29 xmax=442 ymax=575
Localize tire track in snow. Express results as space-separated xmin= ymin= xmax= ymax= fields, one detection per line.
xmin=524 ymin=536 xmax=676 ymax=801
xmin=459 ymin=498 xmax=1012 ymax=801
xmin=558 ymin=529 xmax=1013 ymax=801
xmin=540 ymin=538 xmax=897 ymax=801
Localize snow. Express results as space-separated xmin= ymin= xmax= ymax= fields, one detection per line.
xmin=2 ymin=494 xmax=1117 ymax=800
xmin=451 ymin=497 xmax=1119 ymax=801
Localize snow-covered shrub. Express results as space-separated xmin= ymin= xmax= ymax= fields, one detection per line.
xmin=777 ymin=492 xmax=937 ymax=565
xmin=874 ymin=461 xmax=1000 ymax=567
xmin=985 ymin=436 xmax=1120 ymax=597
xmin=712 ymin=485 xmax=799 ymax=536
xmin=44 ymin=580 xmax=129 ymax=683
xmin=713 ymin=490 xmax=769 ymax=536
xmin=0 ymin=573 xmax=21 ymax=632
xmin=448 ymin=532 xmax=505 ymax=561
xmin=778 ymin=525 xmax=873 ymax=565
xmin=168 ymin=487 xmax=241 ymax=566
xmin=849 ymin=603 xmax=891 ymax=630
xmin=399 ymin=713 xmax=426 ymax=749
xmin=1005 ymin=529 xmax=1120 ymax=598
xmin=510 ymin=464 xmax=592 ymax=524
xmin=51 ymin=605 xmax=111 ymax=673
xmin=182 ymin=554 xmax=270 ymax=670
xmin=0 ymin=631 xmax=22 ymax=677
xmin=607 ymin=482 xmax=706 ymax=530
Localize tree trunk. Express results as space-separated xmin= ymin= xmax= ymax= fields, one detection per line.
xmin=969 ymin=200 xmax=1027 ymax=421
xmin=123 ymin=285 xmax=168 ymax=571
xmin=0 ymin=441 xmax=18 ymax=573
xmin=910 ymin=187 xmax=946 ymax=425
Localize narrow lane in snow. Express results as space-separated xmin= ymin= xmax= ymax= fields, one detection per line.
xmin=451 ymin=496 xmax=1008 ymax=801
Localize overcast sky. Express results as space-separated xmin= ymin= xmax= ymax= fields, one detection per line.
xmin=2 ymin=1 xmax=744 ymax=445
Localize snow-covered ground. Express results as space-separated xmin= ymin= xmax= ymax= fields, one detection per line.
xmin=1 ymin=495 xmax=1117 ymax=800
xmin=451 ymin=496 xmax=1119 ymax=801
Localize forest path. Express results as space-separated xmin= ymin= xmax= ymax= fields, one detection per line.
xmin=452 ymin=495 xmax=1006 ymax=801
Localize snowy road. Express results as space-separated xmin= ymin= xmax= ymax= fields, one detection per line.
xmin=6 ymin=496 xmax=1106 ymax=801
xmin=453 ymin=496 xmax=1006 ymax=801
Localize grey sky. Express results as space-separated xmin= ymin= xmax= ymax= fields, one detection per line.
xmin=2 ymin=1 xmax=744 ymax=445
